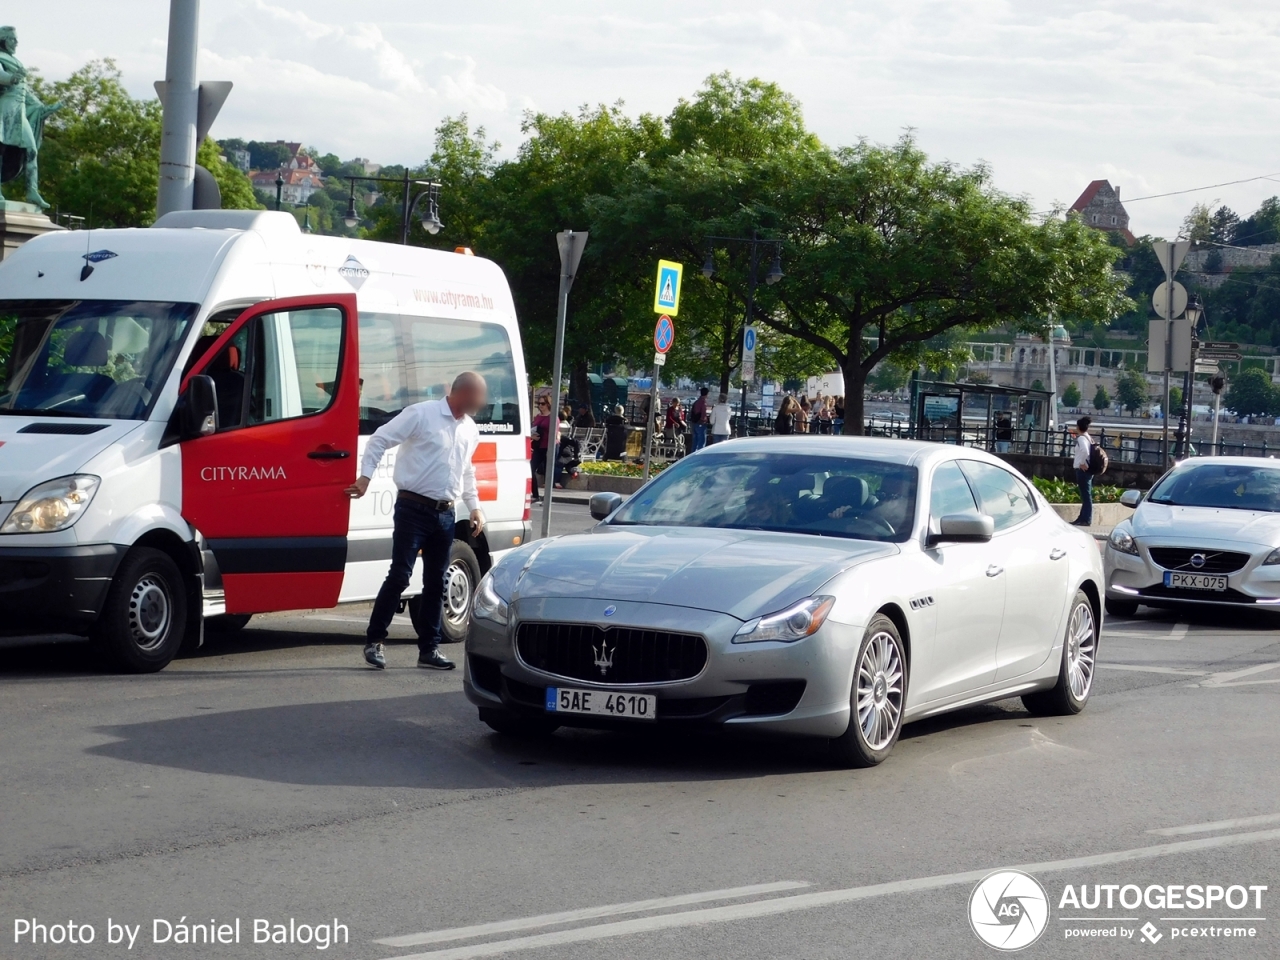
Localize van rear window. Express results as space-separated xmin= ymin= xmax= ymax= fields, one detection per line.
xmin=358 ymin=313 xmax=520 ymax=435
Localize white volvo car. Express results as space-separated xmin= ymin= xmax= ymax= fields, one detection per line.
xmin=1105 ymin=457 xmax=1280 ymax=616
xmin=465 ymin=438 xmax=1104 ymax=767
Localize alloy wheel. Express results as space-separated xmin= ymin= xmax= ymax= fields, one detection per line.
xmin=856 ymin=629 xmax=904 ymax=750
xmin=1066 ymin=601 xmax=1096 ymax=701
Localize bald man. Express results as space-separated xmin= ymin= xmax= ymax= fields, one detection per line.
xmin=346 ymin=371 xmax=489 ymax=670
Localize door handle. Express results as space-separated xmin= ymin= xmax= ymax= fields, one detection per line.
xmin=986 ymin=564 xmax=1004 ymax=577
xmin=1050 ymin=547 xmax=1067 ymax=561
xmin=308 ymin=449 xmax=351 ymax=460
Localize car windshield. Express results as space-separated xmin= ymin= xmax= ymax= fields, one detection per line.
xmin=0 ymin=300 xmax=197 ymax=420
xmin=1147 ymin=462 xmax=1280 ymax=513
xmin=610 ymin=451 xmax=918 ymax=542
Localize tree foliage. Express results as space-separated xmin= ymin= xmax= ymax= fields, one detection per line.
xmin=1093 ymin=384 xmax=1111 ymax=411
xmin=1061 ymin=382 xmax=1081 ymax=408
xmin=1116 ymin=367 xmax=1150 ymax=414
xmin=1225 ymin=367 xmax=1277 ymax=418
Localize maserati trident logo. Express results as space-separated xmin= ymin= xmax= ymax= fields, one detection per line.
xmin=593 ymin=637 xmax=615 ymax=676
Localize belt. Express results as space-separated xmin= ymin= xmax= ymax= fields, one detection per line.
xmin=398 ymin=490 xmax=455 ymax=512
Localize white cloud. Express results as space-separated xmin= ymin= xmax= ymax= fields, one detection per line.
xmin=20 ymin=0 xmax=1280 ymax=235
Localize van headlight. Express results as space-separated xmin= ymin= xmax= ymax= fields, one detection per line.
xmin=473 ymin=572 xmax=509 ymax=625
xmin=733 ymin=596 xmax=835 ymax=644
xmin=0 ymin=475 xmax=100 ymax=534
xmin=1108 ymin=526 xmax=1139 ymax=556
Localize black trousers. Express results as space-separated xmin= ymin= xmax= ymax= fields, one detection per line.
xmin=367 ymin=499 xmax=454 ymax=653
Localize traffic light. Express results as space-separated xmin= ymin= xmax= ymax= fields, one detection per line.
xmin=1211 ymin=375 xmax=1226 ymax=395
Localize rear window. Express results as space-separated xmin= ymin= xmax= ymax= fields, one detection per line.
xmin=358 ymin=313 xmax=521 ymax=435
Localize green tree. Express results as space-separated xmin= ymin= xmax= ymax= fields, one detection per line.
xmin=15 ymin=59 xmax=258 ymax=225
xmin=870 ymin=362 xmax=909 ymax=392
xmin=1061 ymin=382 xmax=1081 ymax=408
xmin=757 ymin=136 xmax=1129 ymax=432
xmin=1168 ymin=385 xmax=1183 ymax=413
xmin=1116 ymin=367 xmax=1150 ymax=414
xmin=1225 ymin=367 xmax=1277 ymax=417
xmin=1093 ymin=384 xmax=1110 ymax=411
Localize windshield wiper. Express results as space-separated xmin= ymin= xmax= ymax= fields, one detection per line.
xmin=0 ymin=407 xmax=95 ymax=418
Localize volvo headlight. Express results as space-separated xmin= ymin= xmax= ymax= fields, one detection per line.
xmin=1263 ymin=548 xmax=1280 ymax=566
xmin=733 ymin=596 xmax=835 ymax=644
xmin=0 ymin=475 xmax=100 ymax=534
xmin=473 ymin=572 xmax=509 ymax=625
xmin=1108 ymin=527 xmax=1139 ymax=557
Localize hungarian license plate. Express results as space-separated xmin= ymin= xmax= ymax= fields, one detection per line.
xmin=545 ymin=686 xmax=656 ymax=721
xmin=1165 ymin=571 xmax=1227 ymax=591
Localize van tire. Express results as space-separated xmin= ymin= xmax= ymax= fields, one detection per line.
xmin=441 ymin=542 xmax=481 ymax=643
xmin=92 ymin=547 xmax=187 ymax=673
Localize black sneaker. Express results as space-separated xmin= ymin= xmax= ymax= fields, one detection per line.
xmin=417 ymin=648 xmax=456 ymax=670
xmin=364 ymin=642 xmax=387 ymax=669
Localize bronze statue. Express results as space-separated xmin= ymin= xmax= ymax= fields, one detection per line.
xmin=0 ymin=26 xmax=61 ymax=209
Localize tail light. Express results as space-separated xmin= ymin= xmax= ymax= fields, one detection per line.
xmin=522 ymin=477 xmax=532 ymax=522
xmin=525 ymin=435 xmax=533 ymax=461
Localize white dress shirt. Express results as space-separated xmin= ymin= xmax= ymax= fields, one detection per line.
xmin=1073 ymin=432 xmax=1092 ymax=471
xmin=360 ymin=398 xmax=481 ymax=511
xmin=710 ymin=403 xmax=733 ymax=436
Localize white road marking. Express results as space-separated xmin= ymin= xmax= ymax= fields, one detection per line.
xmin=1149 ymin=812 xmax=1280 ymax=836
xmin=1100 ymin=663 xmax=1206 ymax=676
xmin=1169 ymin=622 xmax=1189 ymax=640
xmin=375 ymin=828 xmax=1280 ymax=960
xmin=1201 ymin=661 xmax=1280 ymax=687
xmin=375 ymin=882 xmax=809 ymax=948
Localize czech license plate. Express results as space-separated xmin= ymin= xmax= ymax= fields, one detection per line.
xmin=1165 ymin=571 xmax=1227 ymax=591
xmin=545 ymin=686 xmax=656 ymax=721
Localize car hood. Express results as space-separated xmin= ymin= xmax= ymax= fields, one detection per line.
xmin=1132 ymin=501 xmax=1280 ymax=548
xmin=509 ymin=526 xmax=897 ymax=620
xmin=0 ymin=418 xmax=141 ymax=502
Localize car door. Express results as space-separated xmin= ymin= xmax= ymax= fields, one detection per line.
xmin=957 ymin=460 xmax=1070 ymax=682
xmin=914 ymin=460 xmax=1005 ymax=703
xmin=180 ymin=294 xmax=359 ymax=614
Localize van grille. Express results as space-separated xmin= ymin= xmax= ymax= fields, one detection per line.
xmin=515 ymin=622 xmax=707 ymax=684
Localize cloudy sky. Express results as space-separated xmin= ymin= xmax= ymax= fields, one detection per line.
xmin=24 ymin=1 xmax=1280 ymax=237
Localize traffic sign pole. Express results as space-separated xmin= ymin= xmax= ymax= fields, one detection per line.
xmin=643 ymin=315 xmax=676 ymax=483
xmin=542 ymin=230 xmax=587 ymax=540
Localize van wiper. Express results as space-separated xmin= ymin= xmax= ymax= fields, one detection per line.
xmin=0 ymin=407 xmax=93 ymax=418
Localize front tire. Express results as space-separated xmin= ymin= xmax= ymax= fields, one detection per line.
xmin=1105 ymin=597 xmax=1138 ymax=618
xmin=1023 ymin=589 xmax=1097 ymax=716
xmin=92 ymin=547 xmax=187 ymax=673
xmin=440 ymin=542 xmax=481 ymax=643
xmin=830 ymin=615 xmax=907 ymax=768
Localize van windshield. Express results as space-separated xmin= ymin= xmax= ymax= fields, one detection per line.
xmin=0 ymin=300 xmax=197 ymax=420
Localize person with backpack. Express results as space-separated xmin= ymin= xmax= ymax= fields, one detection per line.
xmin=1072 ymin=415 xmax=1098 ymax=526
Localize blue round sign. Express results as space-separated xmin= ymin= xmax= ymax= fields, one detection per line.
xmin=654 ymin=314 xmax=675 ymax=353
xmin=743 ymin=327 xmax=757 ymax=352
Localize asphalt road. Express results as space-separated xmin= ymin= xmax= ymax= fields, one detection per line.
xmin=2 ymin=501 xmax=1279 ymax=959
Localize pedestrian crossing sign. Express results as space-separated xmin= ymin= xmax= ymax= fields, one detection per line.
xmin=653 ymin=260 xmax=683 ymax=316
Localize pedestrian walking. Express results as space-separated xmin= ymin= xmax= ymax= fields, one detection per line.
xmin=1072 ymin=415 xmax=1094 ymax=527
xmin=690 ymin=387 xmax=710 ymax=451
xmin=345 ymin=371 xmax=488 ymax=671
xmin=530 ymin=395 xmax=552 ymax=503
xmin=709 ymin=392 xmax=732 ymax=444
xmin=796 ymin=397 xmax=811 ymax=434
xmin=774 ymin=395 xmax=798 ymax=435
xmin=995 ymin=413 xmax=1013 ymax=454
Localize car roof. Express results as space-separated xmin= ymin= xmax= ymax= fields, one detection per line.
xmin=699 ymin=436 xmax=1012 ymax=470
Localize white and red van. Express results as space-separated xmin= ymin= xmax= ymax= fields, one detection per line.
xmin=0 ymin=210 xmax=532 ymax=671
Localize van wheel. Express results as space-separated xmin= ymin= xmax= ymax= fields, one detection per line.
xmin=441 ymin=542 xmax=481 ymax=643
xmin=206 ymin=614 xmax=252 ymax=632
xmin=93 ymin=547 xmax=187 ymax=673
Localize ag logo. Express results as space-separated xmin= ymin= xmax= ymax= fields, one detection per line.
xmin=969 ymin=870 xmax=1049 ymax=951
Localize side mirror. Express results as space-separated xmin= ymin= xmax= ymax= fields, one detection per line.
xmin=1119 ymin=489 xmax=1143 ymax=508
xmin=180 ymin=375 xmax=219 ymax=440
xmin=928 ymin=513 xmax=995 ymax=545
xmin=589 ymin=491 xmax=624 ymax=521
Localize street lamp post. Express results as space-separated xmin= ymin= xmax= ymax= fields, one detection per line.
xmin=342 ymin=173 xmax=443 ymax=243
xmin=702 ymin=232 xmax=783 ymax=436
xmin=1175 ymin=295 xmax=1204 ymax=460
xmin=274 ymin=171 xmax=284 ymax=211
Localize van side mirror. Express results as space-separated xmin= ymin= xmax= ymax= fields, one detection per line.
xmin=928 ymin=513 xmax=995 ymax=546
xmin=180 ymin=375 xmax=219 ymax=440
xmin=1119 ymin=489 xmax=1143 ymax=508
xmin=590 ymin=492 xmax=624 ymax=521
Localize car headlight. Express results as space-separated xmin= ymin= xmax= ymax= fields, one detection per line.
xmin=1263 ymin=548 xmax=1280 ymax=566
xmin=1108 ymin=527 xmax=1139 ymax=556
xmin=0 ymin=475 xmax=100 ymax=534
xmin=733 ymin=596 xmax=835 ymax=644
xmin=473 ymin=572 xmax=509 ymax=625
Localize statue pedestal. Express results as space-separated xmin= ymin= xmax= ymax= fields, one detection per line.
xmin=0 ymin=200 xmax=63 ymax=260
